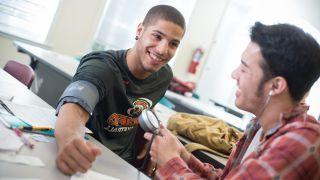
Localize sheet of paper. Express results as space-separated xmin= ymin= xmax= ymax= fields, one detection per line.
xmin=0 ymin=91 xmax=14 ymax=101
xmin=0 ymin=104 xmax=12 ymax=115
xmin=0 ymin=153 xmax=45 ymax=167
xmin=3 ymin=100 xmax=56 ymax=128
xmin=0 ymin=80 xmax=25 ymax=101
xmin=30 ymin=134 xmax=52 ymax=143
xmin=0 ymin=114 xmax=29 ymax=128
xmin=2 ymin=100 xmax=92 ymax=133
xmin=71 ymin=170 xmax=119 ymax=180
xmin=0 ymin=124 xmax=23 ymax=152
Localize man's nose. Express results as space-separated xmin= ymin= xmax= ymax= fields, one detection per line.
xmin=231 ymin=68 xmax=238 ymax=80
xmin=157 ymin=41 xmax=169 ymax=55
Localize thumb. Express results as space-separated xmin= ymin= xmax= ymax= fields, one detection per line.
xmin=86 ymin=141 xmax=102 ymax=156
xmin=144 ymin=132 xmax=153 ymax=141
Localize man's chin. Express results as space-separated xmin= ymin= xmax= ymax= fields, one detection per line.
xmin=234 ymin=100 xmax=245 ymax=111
xmin=140 ymin=67 xmax=156 ymax=75
xmin=143 ymin=65 xmax=162 ymax=73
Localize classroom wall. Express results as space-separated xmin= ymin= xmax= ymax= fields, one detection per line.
xmin=0 ymin=36 xmax=30 ymax=67
xmin=196 ymin=0 xmax=320 ymax=118
xmin=0 ymin=0 xmax=229 ymax=76
xmin=171 ymin=0 xmax=230 ymax=82
xmin=172 ymin=0 xmax=320 ymax=83
xmin=1 ymin=0 xmax=320 ymax=85
xmin=46 ymin=0 xmax=107 ymax=57
xmin=0 ymin=0 xmax=107 ymax=67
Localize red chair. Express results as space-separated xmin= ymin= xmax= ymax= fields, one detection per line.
xmin=3 ymin=60 xmax=35 ymax=89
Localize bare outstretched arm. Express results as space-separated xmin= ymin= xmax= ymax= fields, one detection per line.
xmin=55 ymin=103 xmax=101 ymax=175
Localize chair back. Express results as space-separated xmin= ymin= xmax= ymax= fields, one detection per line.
xmin=3 ymin=60 xmax=35 ymax=88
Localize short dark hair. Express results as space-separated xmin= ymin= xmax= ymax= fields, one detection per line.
xmin=250 ymin=22 xmax=320 ymax=102
xmin=142 ymin=5 xmax=186 ymax=32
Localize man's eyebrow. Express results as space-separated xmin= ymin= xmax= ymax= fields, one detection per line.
xmin=154 ymin=30 xmax=165 ymax=36
xmin=241 ymin=59 xmax=249 ymax=68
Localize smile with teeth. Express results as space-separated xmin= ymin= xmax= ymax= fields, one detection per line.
xmin=148 ymin=51 xmax=164 ymax=62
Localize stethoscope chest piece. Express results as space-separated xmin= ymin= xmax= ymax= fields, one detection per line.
xmin=138 ymin=109 xmax=160 ymax=133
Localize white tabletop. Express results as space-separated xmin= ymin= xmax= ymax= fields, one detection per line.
xmin=0 ymin=69 xmax=51 ymax=109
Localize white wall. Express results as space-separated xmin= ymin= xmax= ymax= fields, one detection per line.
xmin=2 ymin=0 xmax=210 ymax=68
xmin=171 ymin=0 xmax=230 ymax=82
xmin=0 ymin=0 xmax=229 ymax=77
xmin=0 ymin=36 xmax=30 ymax=67
xmin=46 ymin=0 xmax=107 ymax=56
xmin=0 ymin=0 xmax=107 ymax=67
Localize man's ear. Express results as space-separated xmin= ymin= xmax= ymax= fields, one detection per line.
xmin=270 ymin=76 xmax=287 ymax=95
xmin=136 ymin=23 xmax=144 ymax=39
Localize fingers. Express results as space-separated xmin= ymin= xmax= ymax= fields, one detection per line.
xmin=149 ymin=149 xmax=156 ymax=160
xmin=66 ymin=140 xmax=91 ymax=172
xmin=56 ymin=158 xmax=76 ymax=175
xmin=56 ymin=137 xmax=101 ymax=175
xmin=86 ymin=141 xmax=102 ymax=156
xmin=137 ymin=142 xmax=150 ymax=159
xmin=74 ymin=139 xmax=96 ymax=161
xmin=144 ymin=132 xmax=153 ymax=141
xmin=63 ymin=148 xmax=87 ymax=173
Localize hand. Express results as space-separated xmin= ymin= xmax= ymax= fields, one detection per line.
xmin=56 ymin=136 xmax=101 ymax=175
xmin=144 ymin=126 xmax=184 ymax=166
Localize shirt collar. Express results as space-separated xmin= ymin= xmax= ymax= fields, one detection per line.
xmin=261 ymin=103 xmax=309 ymax=140
xmin=280 ymin=103 xmax=309 ymax=123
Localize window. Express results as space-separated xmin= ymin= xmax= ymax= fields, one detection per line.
xmin=0 ymin=0 xmax=60 ymax=44
xmin=92 ymin=0 xmax=196 ymax=51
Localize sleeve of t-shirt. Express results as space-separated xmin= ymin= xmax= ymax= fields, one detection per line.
xmin=72 ymin=51 xmax=119 ymax=100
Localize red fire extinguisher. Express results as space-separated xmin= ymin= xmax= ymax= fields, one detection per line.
xmin=188 ymin=47 xmax=204 ymax=74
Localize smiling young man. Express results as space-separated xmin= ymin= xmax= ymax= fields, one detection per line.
xmin=54 ymin=5 xmax=185 ymax=175
xmin=144 ymin=22 xmax=320 ymax=179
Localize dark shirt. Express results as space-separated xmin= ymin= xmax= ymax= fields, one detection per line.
xmin=73 ymin=50 xmax=173 ymax=163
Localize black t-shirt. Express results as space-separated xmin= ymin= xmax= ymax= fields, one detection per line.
xmin=73 ymin=50 xmax=172 ymax=163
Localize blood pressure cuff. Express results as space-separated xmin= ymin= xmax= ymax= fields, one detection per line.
xmin=56 ymin=80 xmax=99 ymax=115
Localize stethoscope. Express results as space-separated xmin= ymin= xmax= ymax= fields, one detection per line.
xmin=138 ymin=109 xmax=161 ymax=171
xmin=138 ymin=109 xmax=160 ymax=134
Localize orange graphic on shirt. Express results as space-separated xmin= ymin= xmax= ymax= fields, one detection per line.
xmin=127 ymin=98 xmax=153 ymax=116
xmin=106 ymin=113 xmax=139 ymax=127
